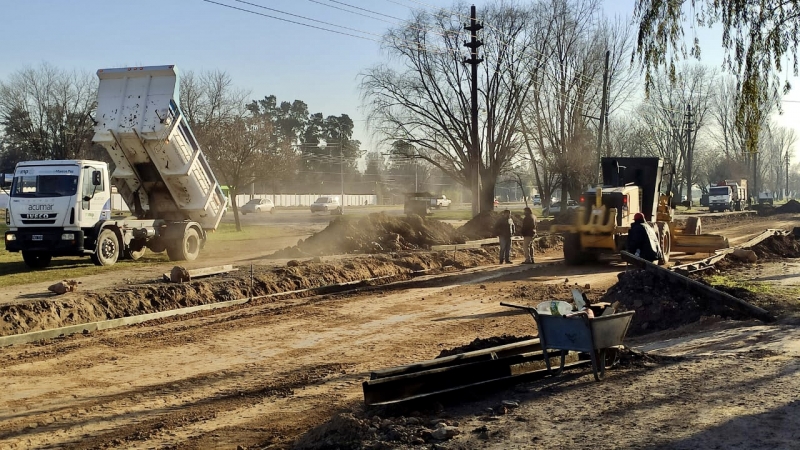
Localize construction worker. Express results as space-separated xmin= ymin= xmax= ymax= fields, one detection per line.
xmin=494 ymin=209 xmax=514 ymax=264
xmin=627 ymin=212 xmax=662 ymax=262
xmin=520 ymin=207 xmax=537 ymax=264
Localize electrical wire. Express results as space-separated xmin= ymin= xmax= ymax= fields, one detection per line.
xmin=201 ymin=0 xmax=375 ymax=40
xmin=233 ymin=0 xmax=385 ymax=39
xmin=202 ymin=0 xmax=458 ymax=55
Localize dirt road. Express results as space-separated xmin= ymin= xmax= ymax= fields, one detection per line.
xmin=0 ymin=261 xmax=615 ymax=449
xmin=0 ymin=214 xmax=797 ymax=449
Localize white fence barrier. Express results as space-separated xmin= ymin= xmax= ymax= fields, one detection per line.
xmin=0 ymin=193 xmax=379 ymax=214
xmin=232 ymin=194 xmax=377 ymax=208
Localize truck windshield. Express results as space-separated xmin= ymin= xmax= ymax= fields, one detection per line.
xmin=11 ymin=174 xmax=79 ymax=197
xmin=709 ymin=187 xmax=729 ymax=196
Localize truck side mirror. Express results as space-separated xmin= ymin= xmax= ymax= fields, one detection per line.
xmin=0 ymin=173 xmax=10 ymax=188
xmin=92 ymin=171 xmax=102 ymax=186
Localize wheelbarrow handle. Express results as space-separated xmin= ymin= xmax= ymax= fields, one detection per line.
xmin=499 ymin=302 xmax=536 ymax=312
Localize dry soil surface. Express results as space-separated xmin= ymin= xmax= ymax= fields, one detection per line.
xmin=0 ymin=214 xmax=797 ymax=449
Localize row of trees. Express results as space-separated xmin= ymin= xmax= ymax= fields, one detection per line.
xmin=361 ymin=0 xmax=800 ymax=211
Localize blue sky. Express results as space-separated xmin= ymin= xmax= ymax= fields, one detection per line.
xmin=1 ymin=0 xmax=798 ymax=157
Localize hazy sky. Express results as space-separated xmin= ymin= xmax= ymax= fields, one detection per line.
xmin=1 ymin=0 xmax=798 ymax=159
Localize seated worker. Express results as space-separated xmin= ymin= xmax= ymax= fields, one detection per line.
xmin=627 ymin=212 xmax=661 ymax=262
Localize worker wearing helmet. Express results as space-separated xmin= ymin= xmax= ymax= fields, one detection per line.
xmin=627 ymin=212 xmax=662 ymax=262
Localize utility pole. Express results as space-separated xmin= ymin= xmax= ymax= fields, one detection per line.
xmin=595 ymin=50 xmax=610 ymax=176
xmin=684 ymin=103 xmax=694 ymax=206
xmin=464 ymin=5 xmax=483 ymax=216
xmin=787 ymin=150 xmax=791 ymax=199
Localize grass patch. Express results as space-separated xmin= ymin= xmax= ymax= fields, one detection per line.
xmin=0 ymin=248 xmax=168 ymax=289
xmin=706 ymin=274 xmax=774 ymax=294
xmin=0 ymin=222 xmax=169 ymax=289
xmin=208 ymin=222 xmax=326 ymax=243
xmin=0 ymin=222 xmax=294 ymax=289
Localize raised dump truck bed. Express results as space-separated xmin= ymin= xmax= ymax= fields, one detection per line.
xmin=93 ymin=65 xmax=226 ymax=230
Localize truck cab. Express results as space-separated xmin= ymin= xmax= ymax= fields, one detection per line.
xmin=4 ymin=160 xmax=111 ymax=268
xmin=4 ymin=65 xmax=226 ymax=269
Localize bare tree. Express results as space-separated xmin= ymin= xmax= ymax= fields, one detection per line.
xmin=524 ymin=0 xmax=607 ymax=206
xmin=362 ymin=1 xmax=543 ymax=213
xmin=202 ymin=115 xmax=276 ymax=231
xmin=0 ymin=63 xmax=99 ymax=168
xmin=634 ymin=65 xmax=716 ymax=203
xmin=635 ymin=0 xmax=800 ymax=155
xmin=179 ymin=70 xmax=250 ymax=130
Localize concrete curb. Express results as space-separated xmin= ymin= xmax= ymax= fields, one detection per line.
xmin=0 ymin=297 xmax=252 ymax=347
xmin=0 ymin=258 xmax=565 ymax=348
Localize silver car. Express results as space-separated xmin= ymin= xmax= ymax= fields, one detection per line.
xmin=241 ymin=198 xmax=275 ymax=215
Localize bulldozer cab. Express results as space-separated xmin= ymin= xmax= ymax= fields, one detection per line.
xmin=581 ymin=186 xmax=642 ymax=228
xmin=599 ymin=157 xmax=663 ymax=222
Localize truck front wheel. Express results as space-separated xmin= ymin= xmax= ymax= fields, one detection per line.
xmin=22 ymin=251 xmax=52 ymax=269
xmin=167 ymin=228 xmax=201 ymax=262
xmin=91 ymin=229 xmax=120 ymax=266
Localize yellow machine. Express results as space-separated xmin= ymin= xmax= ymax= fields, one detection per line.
xmin=551 ymin=157 xmax=728 ymax=265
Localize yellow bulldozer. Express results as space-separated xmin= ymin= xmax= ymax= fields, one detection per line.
xmin=551 ymin=157 xmax=729 ymax=265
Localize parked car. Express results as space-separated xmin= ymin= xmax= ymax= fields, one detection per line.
xmin=241 ymin=198 xmax=275 ymax=215
xmin=543 ymin=199 xmax=579 ymax=216
xmin=310 ymin=196 xmax=341 ymax=214
xmin=533 ymin=194 xmax=542 ymax=206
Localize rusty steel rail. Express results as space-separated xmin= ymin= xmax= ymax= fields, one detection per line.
xmin=671 ymin=228 xmax=788 ymax=275
xmin=363 ymin=342 xmax=590 ymax=406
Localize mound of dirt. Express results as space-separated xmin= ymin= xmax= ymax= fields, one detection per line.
xmin=295 ymin=412 xmax=464 ymax=449
xmin=532 ymin=233 xmax=564 ymax=253
xmin=272 ymin=213 xmax=467 ymax=258
xmin=459 ymin=211 xmax=523 ymax=240
xmin=749 ymin=204 xmax=777 ymax=216
xmin=776 ymin=199 xmax=800 ymax=214
xmin=436 ymin=334 xmax=535 ymax=358
xmin=0 ymin=250 xmax=496 ymax=337
xmin=294 ymin=413 xmax=371 ymax=450
xmin=601 ymin=269 xmax=750 ymax=335
xmin=749 ymin=234 xmax=800 ymax=259
xmin=550 ymin=208 xmax=579 ymax=224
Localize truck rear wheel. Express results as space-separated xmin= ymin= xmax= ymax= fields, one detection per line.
xmin=22 ymin=251 xmax=52 ymax=269
xmin=91 ymin=228 xmax=120 ymax=266
xmin=167 ymin=228 xmax=201 ymax=262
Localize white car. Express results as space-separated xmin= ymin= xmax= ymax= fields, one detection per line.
xmin=241 ymin=198 xmax=275 ymax=215
xmin=544 ymin=199 xmax=579 ymax=216
xmin=310 ymin=196 xmax=342 ymax=214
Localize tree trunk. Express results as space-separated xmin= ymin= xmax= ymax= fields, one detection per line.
xmin=230 ymin=187 xmax=242 ymax=232
xmin=480 ymin=176 xmax=497 ymax=213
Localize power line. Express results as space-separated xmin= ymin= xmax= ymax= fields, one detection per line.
xmin=202 ymin=0 xmax=457 ymax=56
xmin=201 ymin=0 xmax=375 ymax=41
xmin=233 ymin=0 xmax=384 ymax=39
xmin=327 ymin=0 xmax=405 ymax=22
xmin=306 ymin=0 xmax=394 ymax=23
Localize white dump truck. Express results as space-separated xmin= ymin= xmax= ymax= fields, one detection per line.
xmin=3 ymin=65 xmax=226 ymax=269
